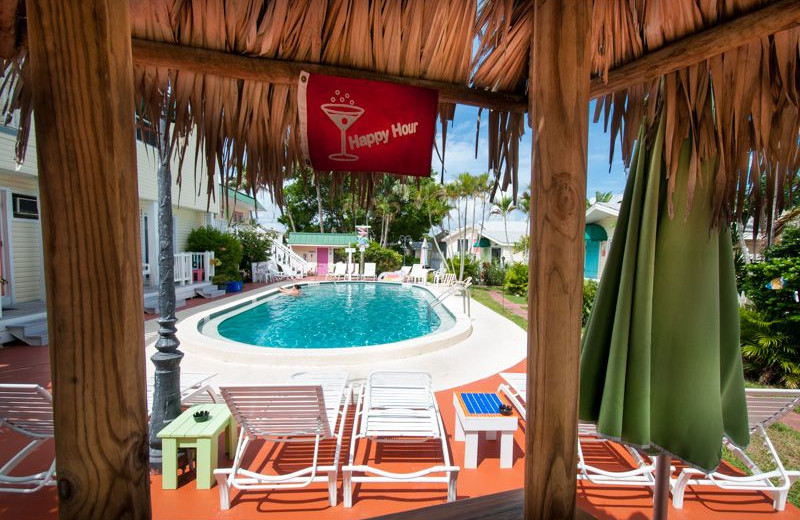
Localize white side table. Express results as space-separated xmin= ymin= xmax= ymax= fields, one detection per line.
xmin=452 ymin=392 xmax=518 ymax=469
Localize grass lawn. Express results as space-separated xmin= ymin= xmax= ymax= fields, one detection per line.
xmin=722 ymin=422 xmax=800 ymax=508
xmin=470 ymin=285 xmax=527 ymax=330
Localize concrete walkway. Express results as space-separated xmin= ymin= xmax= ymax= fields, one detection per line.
xmin=485 ymin=289 xmax=528 ymax=320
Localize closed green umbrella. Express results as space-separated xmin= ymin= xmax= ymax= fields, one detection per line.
xmin=579 ymin=116 xmax=749 ymax=517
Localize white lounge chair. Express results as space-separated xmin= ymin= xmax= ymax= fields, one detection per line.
xmin=671 ymin=388 xmax=800 ymax=511
xmin=497 ymin=372 xmax=657 ymax=487
xmin=408 ymin=263 xmax=428 ymax=284
xmin=327 ymin=262 xmax=347 ymax=281
xmin=400 ymin=265 xmax=412 ymax=280
xmin=266 ymin=260 xmax=292 ymax=282
xmin=342 ymin=371 xmax=459 ymax=507
xmin=146 ymin=372 xmax=218 ymax=414
xmin=0 ymin=384 xmax=56 ymax=493
xmin=214 ymin=372 xmax=351 ymax=510
xmin=360 ymin=262 xmax=377 ymax=281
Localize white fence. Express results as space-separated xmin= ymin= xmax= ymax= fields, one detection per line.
xmin=142 ymin=251 xmax=216 ymax=286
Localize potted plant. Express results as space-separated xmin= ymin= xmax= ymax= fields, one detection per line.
xmin=211 ymin=273 xmax=231 ymax=291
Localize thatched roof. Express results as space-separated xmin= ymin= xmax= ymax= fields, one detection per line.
xmin=1 ymin=0 xmax=799 ymax=228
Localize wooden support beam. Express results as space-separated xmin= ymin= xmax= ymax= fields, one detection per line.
xmin=590 ymin=0 xmax=800 ymax=98
xmin=526 ymin=1 xmax=591 ymax=519
xmin=131 ymin=38 xmax=527 ymax=113
xmin=26 ymin=1 xmax=150 ymax=518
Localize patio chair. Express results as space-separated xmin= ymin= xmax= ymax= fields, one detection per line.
xmin=146 ymin=372 xmax=218 ymax=414
xmin=497 ymin=373 xmax=657 ymax=487
xmin=251 ymin=261 xmax=270 ymax=283
xmin=214 ymin=372 xmax=352 ymax=510
xmin=671 ymin=388 xmax=800 ymax=511
xmin=360 ymin=262 xmax=377 ymax=281
xmin=408 ymin=263 xmax=429 ymax=284
xmin=342 ymin=371 xmax=459 ymax=507
xmin=0 ymin=384 xmax=56 ymax=493
xmin=267 ymin=260 xmax=293 ymax=282
xmin=327 ymin=262 xmax=347 ymax=281
xmin=400 ymin=265 xmax=412 ymax=280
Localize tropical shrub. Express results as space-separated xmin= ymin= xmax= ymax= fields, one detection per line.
xmin=582 ymin=279 xmax=599 ymax=326
xmin=232 ymin=226 xmax=272 ymax=281
xmin=188 ymin=226 xmax=243 ymax=282
xmin=739 ymin=306 xmax=800 ymax=388
xmin=504 ymin=262 xmax=528 ymax=296
xmin=481 ymin=261 xmax=506 ymax=286
xmin=363 ymin=241 xmax=403 ymax=274
xmin=740 ymin=226 xmax=800 ymax=349
xmin=451 ymin=255 xmax=480 ymax=281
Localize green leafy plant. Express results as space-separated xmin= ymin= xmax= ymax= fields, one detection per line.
xmin=739 ymin=306 xmax=800 ymax=388
xmin=362 ymin=241 xmax=403 ymax=274
xmin=504 ymin=262 xmax=528 ymax=296
xmin=480 ymin=261 xmax=506 ymax=286
xmin=582 ymin=279 xmax=599 ymax=326
xmin=232 ymin=226 xmax=273 ymax=281
xmin=188 ymin=226 xmax=243 ymax=283
xmin=452 ymin=255 xmax=480 ymax=281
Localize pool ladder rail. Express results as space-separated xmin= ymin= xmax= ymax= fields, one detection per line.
xmin=426 ymin=278 xmax=472 ymax=318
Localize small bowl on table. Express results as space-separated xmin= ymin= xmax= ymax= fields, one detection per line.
xmin=498 ymin=404 xmax=513 ymax=416
xmin=193 ymin=410 xmax=210 ymax=423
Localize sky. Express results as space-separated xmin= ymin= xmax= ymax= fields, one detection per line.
xmin=432 ymin=101 xmax=629 ymax=197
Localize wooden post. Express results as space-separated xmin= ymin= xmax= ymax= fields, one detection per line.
xmin=526 ymin=1 xmax=591 ymax=519
xmin=25 ymin=1 xmax=150 ymax=519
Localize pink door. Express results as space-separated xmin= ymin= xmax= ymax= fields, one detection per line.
xmin=317 ymin=247 xmax=328 ymax=275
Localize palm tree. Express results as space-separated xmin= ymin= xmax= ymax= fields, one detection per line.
xmin=518 ymin=189 xmax=531 ymax=260
xmin=490 ymin=195 xmax=516 ymax=246
xmin=444 ymin=180 xmax=462 ymax=275
xmin=586 ymin=190 xmax=613 ymax=208
xmin=412 ymin=180 xmax=452 ymax=271
xmin=455 ymin=173 xmax=476 ymax=280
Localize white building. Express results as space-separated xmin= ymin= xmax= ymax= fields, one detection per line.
xmin=0 ymin=117 xmax=221 ymax=342
xmin=443 ymin=220 xmax=528 ymax=266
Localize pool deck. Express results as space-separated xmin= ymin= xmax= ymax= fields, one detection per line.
xmin=1 ymin=281 xmax=798 ymax=519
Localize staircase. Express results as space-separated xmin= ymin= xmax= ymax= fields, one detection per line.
xmin=271 ymin=241 xmax=310 ymax=277
xmin=195 ymin=284 xmax=225 ymax=298
xmin=7 ymin=317 xmax=49 ymax=346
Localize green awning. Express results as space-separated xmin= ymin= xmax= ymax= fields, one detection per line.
xmin=287 ymin=232 xmax=358 ymax=246
xmin=584 ymin=224 xmax=608 ymax=242
xmin=473 ymin=237 xmax=491 ymax=247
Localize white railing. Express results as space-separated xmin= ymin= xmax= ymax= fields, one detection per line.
xmin=271 ymin=241 xmax=310 ymax=277
xmin=142 ymin=251 xmax=216 ymax=285
xmin=174 ymin=253 xmax=193 ymax=285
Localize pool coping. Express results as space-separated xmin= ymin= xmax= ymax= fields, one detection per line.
xmin=176 ymin=281 xmax=473 ymax=366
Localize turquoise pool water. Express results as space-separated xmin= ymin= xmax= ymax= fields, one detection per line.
xmin=214 ymin=282 xmax=456 ymax=349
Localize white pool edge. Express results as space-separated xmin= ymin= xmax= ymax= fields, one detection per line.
xmin=177 ymin=281 xmax=473 ymax=366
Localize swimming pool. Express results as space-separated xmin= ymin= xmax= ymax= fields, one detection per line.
xmin=204 ymin=282 xmax=456 ymax=349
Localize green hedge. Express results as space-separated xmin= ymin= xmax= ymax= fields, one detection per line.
xmin=187 ymin=226 xmax=243 ymax=283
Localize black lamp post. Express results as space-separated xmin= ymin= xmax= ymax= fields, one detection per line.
xmin=398 ymin=235 xmax=412 ymax=265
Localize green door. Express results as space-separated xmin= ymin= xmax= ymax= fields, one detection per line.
xmin=584 ymin=240 xmax=599 ymax=279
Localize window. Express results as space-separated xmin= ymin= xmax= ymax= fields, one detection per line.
xmin=12 ymin=194 xmax=39 ymax=220
xmin=135 ymin=116 xmax=158 ymax=147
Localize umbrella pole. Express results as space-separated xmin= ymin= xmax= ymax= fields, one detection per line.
xmin=653 ymin=453 xmax=671 ymax=519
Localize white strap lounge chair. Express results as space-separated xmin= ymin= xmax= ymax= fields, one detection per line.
xmin=408 ymin=263 xmax=428 ymax=284
xmin=146 ymin=372 xmax=218 ymax=414
xmin=360 ymin=262 xmax=377 ymax=281
xmin=399 ymin=265 xmax=412 ymax=280
xmin=214 ymin=372 xmax=351 ymax=510
xmin=671 ymin=388 xmax=800 ymax=511
xmin=497 ymin=372 xmax=657 ymax=487
xmin=342 ymin=371 xmax=459 ymax=507
xmin=327 ymin=262 xmax=347 ymax=281
xmin=0 ymin=384 xmax=56 ymax=493
xmin=266 ymin=260 xmax=292 ymax=282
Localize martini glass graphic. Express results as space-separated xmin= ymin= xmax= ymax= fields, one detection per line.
xmin=321 ymin=103 xmax=365 ymax=161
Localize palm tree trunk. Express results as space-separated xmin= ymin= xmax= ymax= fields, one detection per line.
xmin=316 ymin=177 xmax=324 ymax=233
xmin=428 ymin=212 xmax=447 ymax=272
xmin=470 ymin=195 xmax=477 ymax=261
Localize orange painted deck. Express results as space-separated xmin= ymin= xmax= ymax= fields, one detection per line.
xmin=1 ymin=341 xmax=798 ymax=520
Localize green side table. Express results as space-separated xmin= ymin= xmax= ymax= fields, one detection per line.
xmin=157 ymin=403 xmax=238 ymax=489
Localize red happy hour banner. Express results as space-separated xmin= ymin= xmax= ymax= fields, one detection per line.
xmin=298 ymin=72 xmax=438 ymax=177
